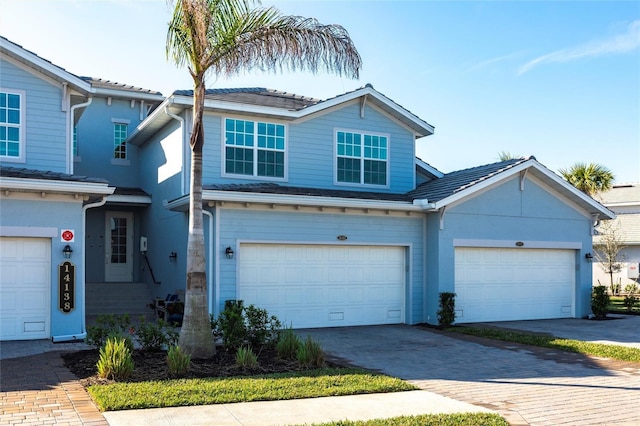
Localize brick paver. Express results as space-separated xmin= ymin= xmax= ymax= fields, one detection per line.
xmin=304 ymin=325 xmax=640 ymax=426
xmin=0 ymin=351 xmax=108 ymax=426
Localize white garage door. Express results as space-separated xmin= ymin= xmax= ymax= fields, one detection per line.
xmin=0 ymin=237 xmax=51 ymax=340
xmin=455 ymin=247 xmax=575 ymax=323
xmin=238 ymin=244 xmax=405 ymax=328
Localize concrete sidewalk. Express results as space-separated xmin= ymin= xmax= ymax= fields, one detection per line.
xmin=102 ymin=391 xmax=491 ymax=426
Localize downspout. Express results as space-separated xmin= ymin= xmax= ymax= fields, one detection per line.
xmin=203 ymin=209 xmax=215 ymax=316
xmin=52 ymin=195 xmax=107 ymax=343
xmin=164 ymin=104 xmax=186 ymax=195
xmin=68 ymin=97 xmax=93 ymax=175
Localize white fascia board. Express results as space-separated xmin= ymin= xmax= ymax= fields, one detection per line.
xmin=127 ymin=97 xmax=183 ymax=145
xmin=415 ymin=158 xmax=444 ymax=178
xmin=105 ymin=194 xmax=152 ymax=204
xmin=0 ymin=177 xmax=114 ymax=195
xmin=165 ymin=191 xmax=421 ymax=212
xmin=91 ymin=87 xmax=164 ymax=102
xmin=1 ymin=38 xmax=92 ymax=94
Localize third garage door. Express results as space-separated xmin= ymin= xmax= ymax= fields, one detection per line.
xmin=455 ymin=247 xmax=575 ymax=323
xmin=238 ymin=244 xmax=405 ymax=328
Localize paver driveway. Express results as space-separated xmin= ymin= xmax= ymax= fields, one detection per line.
xmin=303 ymin=325 xmax=640 ymax=426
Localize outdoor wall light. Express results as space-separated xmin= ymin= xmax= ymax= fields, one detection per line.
xmin=585 ymin=253 xmax=593 ymax=262
xmin=63 ymin=244 xmax=73 ymax=259
xmin=169 ymin=252 xmax=177 ymax=262
xmin=225 ymin=246 xmax=235 ymax=259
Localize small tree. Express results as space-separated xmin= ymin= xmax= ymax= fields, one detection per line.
xmin=594 ymin=219 xmax=626 ymax=293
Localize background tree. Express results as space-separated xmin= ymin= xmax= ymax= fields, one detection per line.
xmin=593 ymin=219 xmax=626 ymax=293
xmin=166 ymin=0 xmax=361 ymax=358
xmin=497 ymin=151 xmax=520 ymax=161
xmin=559 ymin=162 xmax=614 ymax=197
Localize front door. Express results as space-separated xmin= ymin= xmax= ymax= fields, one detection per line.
xmin=105 ymin=212 xmax=133 ymax=282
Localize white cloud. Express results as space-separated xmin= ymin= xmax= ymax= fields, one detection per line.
xmin=518 ymin=19 xmax=640 ymax=75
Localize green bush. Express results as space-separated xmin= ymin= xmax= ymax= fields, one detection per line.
xmin=132 ymin=317 xmax=168 ymax=351
xmin=437 ymin=292 xmax=456 ymax=327
xmin=212 ymin=300 xmax=283 ymax=351
xmin=624 ymin=283 xmax=638 ymax=294
xmin=96 ymin=336 xmax=134 ymax=381
xmin=591 ymin=285 xmax=610 ymax=318
xmin=277 ymin=325 xmax=301 ymax=360
xmin=167 ymin=346 xmax=191 ymax=377
xmin=623 ymin=294 xmax=638 ymax=311
xmin=296 ymin=336 xmax=325 ymax=368
xmin=235 ymin=346 xmax=259 ymax=368
xmin=86 ymin=314 xmax=132 ymax=348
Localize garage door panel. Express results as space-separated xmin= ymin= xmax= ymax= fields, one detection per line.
xmin=1 ymin=237 xmax=50 ymax=341
xmin=455 ymin=247 xmax=575 ymax=323
xmin=239 ymin=244 xmax=405 ymax=328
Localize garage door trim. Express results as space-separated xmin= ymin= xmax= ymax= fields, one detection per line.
xmin=454 ymin=238 xmax=582 ymax=250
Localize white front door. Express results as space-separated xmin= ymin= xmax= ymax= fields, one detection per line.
xmin=105 ymin=212 xmax=134 ymax=282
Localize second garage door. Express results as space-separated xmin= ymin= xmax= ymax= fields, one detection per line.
xmin=238 ymin=244 xmax=405 ymax=328
xmin=455 ymin=247 xmax=575 ymax=323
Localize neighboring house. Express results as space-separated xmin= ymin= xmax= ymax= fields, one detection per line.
xmin=0 ymin=36 xmax=615 ymax=341
xmin=593 ymin=183 xmax=640 ymax=289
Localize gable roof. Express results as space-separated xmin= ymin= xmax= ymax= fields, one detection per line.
xmin=128 ymin=84 xmax=434 ymax=145
xmin=409 ymin=156 xmax=615 ymax=219
xmin=595 ymin=183 xmax=640 ymax=208
xmin=594 ymin=214 xmax=640 ymax=245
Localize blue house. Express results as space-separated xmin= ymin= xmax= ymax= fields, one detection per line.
xmin=0 ymin=36 xmax=615 ymax=341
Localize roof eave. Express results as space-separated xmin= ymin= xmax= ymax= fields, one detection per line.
xmin=0 ymin=177 xmax=114 ymax=196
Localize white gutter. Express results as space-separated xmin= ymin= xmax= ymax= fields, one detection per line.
xmin=52 ymin=196 xmax=108 ymax=343
xmin=68 ymin=97 xmax=93 ymax=174
xmin=164 ymin=105 xmax=187 ymax=195
xmin=0 ymin=177 xmax=113 ymax=195
xmin=105 ymin=194 xmax=152 ymax=204
xmin=202 ymin=209 xmax=215 ymax=316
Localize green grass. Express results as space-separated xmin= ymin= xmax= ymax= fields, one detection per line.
xmin=609 ymin=296 xmax=640 ymax=315
xmin=305 ymin=413 xmax=509 ymax=426
xmin=88 ymin=368 xmax=416 ymax=411
xmin=448 ymin=326 xmax=640 ymax=363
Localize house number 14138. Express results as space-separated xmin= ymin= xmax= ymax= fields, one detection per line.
xmin=59 ymin=261 xmax=75 ymax=313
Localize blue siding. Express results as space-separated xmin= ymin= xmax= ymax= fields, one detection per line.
xmin=423 ymin=176 xmax=594 ymax=324
xmin=0 ymin=197 xmax=85 ymax=337
xmin=0 ymin=60 xmax=67 ymax=172
xmin=215 ymin=208 xmax=424 ymax=323
xmin=201 ymin=103 xmax=416 ymax=193
xmin=74 ymin=97 xmax=145 ymax=187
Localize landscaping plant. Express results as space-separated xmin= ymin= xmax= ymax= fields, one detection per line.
xmin=296 ymin=336 xmax=325 ymax=368
xmin=591 ymin=285 xmax=610 ymax=318
xmin=212 ymin=300 xmax=282 ymax=351
xmin=277 ymin=325 xmax=302 ymax=360
xmin=96 ymin=336 xmax=135 ymax=381
xmin=437 ymin=292 xmax=456 ymax=327
xmin=86 ymin=314 xmax=132 ymax=348
xmin=235 ymin=346 xmax=259 ymax=369
xmin=133 ymin=317 xmax=170 ymax=351
xmin=622 ymin=283 xmax=639 ymax=312
xmin=167 ymin=346 xmax=191 ymax=377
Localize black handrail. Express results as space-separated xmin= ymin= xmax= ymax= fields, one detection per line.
xmin=143 ymin=254 xmax=161 ymax=284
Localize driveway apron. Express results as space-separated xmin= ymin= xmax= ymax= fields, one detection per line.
xmin=303 ymin=325 xmax=640 ymax=426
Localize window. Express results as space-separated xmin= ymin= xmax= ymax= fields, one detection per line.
xmin=0 ymin=90 xmax=23 ymax=160
xmin=336 ymin=130 xmax=388 ymax=186
xmin=113 ymin=122 xmax=128 ymax=159
xmin=225 ymin=118 xmax=285 ymax=178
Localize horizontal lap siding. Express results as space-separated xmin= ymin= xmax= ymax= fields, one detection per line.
xmin=217 ymin=208 xmax=424 ymax=323
xmin=1 ymin=60 xmax=67 ymax=172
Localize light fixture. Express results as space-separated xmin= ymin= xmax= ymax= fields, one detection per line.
xmin=63 ymin=244 xmax=73 ymax=259
xmin=225 ymin=246 xmax=235 ymax=259
xmin=169 ymin=252 xmax=177 ymax=262
xmin=585 ymin=253 xmax=593 ymax=262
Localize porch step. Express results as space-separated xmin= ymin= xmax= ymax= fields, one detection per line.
xmin=86 ymin=282 xmax=155 ymax=318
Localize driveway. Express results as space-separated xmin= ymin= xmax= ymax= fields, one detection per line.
xmin=302 ymin=322 xmax=640 ymax=426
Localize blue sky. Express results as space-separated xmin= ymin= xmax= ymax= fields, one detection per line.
xmin=1 ymin=0 xmax=638 ymax=183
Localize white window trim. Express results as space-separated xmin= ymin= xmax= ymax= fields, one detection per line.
xmin=0 ymin=88 xmax=26 ymax=163
xmin=112 ymin=118 xmax=130 ymax=161
xmin=333 ymin=127 xmax=390 ymax=189
xmin=221 ymin=117 xmax=289 ymax=182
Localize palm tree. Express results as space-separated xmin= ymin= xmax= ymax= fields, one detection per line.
xmin=497 ymin=151 xmax=521 ymax=161
xmin=559 ymin=162 xmax=615 ymax=197
xmin=166 ymin=0 xmax=361 ymax=358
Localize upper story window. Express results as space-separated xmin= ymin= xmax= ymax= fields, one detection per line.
xmin=0 ymin=90 xmax=24 ymax=161
xmin=224 ymin=118 xmax=286 ymax=179
xmin=113 ymin=122 xmax=128 ymax=159
xmin=336 ymin=130 xmax=388 ymax=186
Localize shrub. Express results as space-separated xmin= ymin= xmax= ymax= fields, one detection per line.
xmin=437 ymin=292 xmax=456 ymax=327
xmin=213 ymin=300 xmax=283 ymax=351
xmin=591 ymin=285 xmax=610 ymax=318
xmin=86 ymin=314 xmax=131 ymax=348
xmin=132 ymin=317 xmax=168 ymax=351
xmin=235 ymin=346 xmax=258 ymax=369
xmin=623 ymin=294 xmax=638 ymax=311
xmin=277 ymin=325 xmax=301 ymax=360
xmin=96 ymin=336 xmax=134 ymax=380
xmin=296 ymin=336 xmax=325 ymax=368
xmin=167 ymin=346 xmax=191 ymax=377
xmin=624 ymin=283 xmax=638 ymax=294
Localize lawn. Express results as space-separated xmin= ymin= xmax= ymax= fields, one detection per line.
xmin=306 ymin=413 xmax=509 ymax=426
xmin=609 ymin=296 xmax=640 ymax=315
xmin=448 ymin=326 xmax=640 ymax=362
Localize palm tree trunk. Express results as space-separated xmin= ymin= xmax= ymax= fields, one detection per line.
xmin=178 ymin=77 xmax=216 ymax=358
